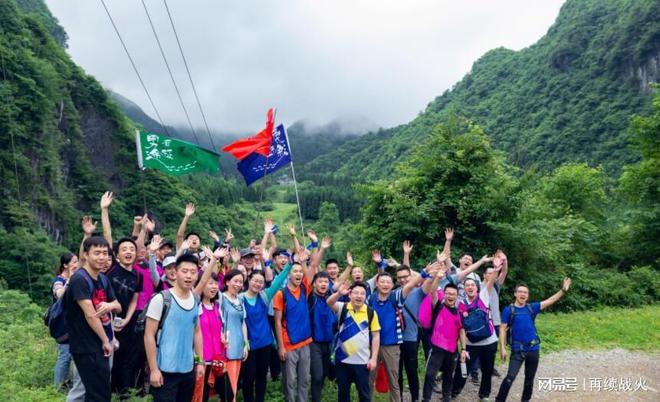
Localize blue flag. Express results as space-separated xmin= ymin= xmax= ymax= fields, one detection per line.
xmin=237 ymin=124 xmax=292 ymax=185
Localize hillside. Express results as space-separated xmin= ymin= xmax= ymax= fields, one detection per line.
xmin=307 ymin=0 xmax=660 ymax=180
xmin=0 ymin=0 xmax=266 ymax=303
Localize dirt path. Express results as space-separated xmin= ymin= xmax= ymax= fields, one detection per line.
xmin=412 ymin=348 xmax=660 ymax=401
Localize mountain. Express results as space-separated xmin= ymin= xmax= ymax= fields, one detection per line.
xmin=0 ymin=0 xmax=265 ymax=302
xmin=307 ymin=0 xmax=660 ymax=181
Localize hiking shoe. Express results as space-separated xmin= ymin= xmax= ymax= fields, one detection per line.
xmin=470 ymin=373 xmax=479 ymax=385
xmin=492 ymin=368 xmax=501 ymax=377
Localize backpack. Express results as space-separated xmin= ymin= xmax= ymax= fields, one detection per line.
xmin=134 ymin=290 xmax=173 ymax=343
xmin=505 ymin=303 xmax=540 ymax=347
xmin=44 ymin=270 xmax=109 ymax=344
xmin=461 ymin=297 xmax=492 ymax=343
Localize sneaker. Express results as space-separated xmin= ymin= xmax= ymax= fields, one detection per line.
xmin=470 ymin=373 xmax=479 ymax=385
xmin=479 ymin=398 xmax=491 ymax=402
xmin=492 ymin=368 xmax=501 ymax=377
xmin=433 ymin=380 xmax=443 ymax=393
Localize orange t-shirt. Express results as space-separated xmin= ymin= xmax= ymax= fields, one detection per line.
xmin=272 ymin=276 xmax=313 ymax=351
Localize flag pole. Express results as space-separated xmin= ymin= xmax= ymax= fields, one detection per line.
xmin=135 ymin=128 xmax=148 ymax=214
xmin=254 ymin=108 xmax=276 ymax=237
xmin=282 ymin=126 xmax=306 ymax=242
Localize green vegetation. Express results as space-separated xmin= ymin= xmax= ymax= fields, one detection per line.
xmin=537 ymin=305 xmax=660 ymax=353
xmin=3 ymin=286 xmax=655 ymax=402
xmin=355 ymin=109 xmax=660 ymax=309
xmin=308 ymin=0 xmax=660 ymax=179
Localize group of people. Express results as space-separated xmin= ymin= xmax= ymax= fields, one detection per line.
xmin=50 ymin=192 xmax=571 ymax=402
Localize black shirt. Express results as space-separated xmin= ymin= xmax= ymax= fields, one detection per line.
xmin=64 ymin=269 xmax=116 ymax=354
xmin=107 ymin=263 xmax=142 ymax=318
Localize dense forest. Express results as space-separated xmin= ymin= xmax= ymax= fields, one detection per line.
xmin=0 ymin=0 xmax=658 ymax=311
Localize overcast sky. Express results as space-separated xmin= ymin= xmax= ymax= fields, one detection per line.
xmin=46 ymin=0 xmax=565 ymax=134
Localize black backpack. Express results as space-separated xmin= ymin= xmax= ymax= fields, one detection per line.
xmin=506 ymin=303 xmax=540 ymax=347
xmin=134 ymin=290 xmax=174 ymax=343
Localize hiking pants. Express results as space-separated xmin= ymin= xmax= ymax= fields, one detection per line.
xmin=71 ymin=350 xmax=111 ymax=402
xmin=368 ymin=344 xmax=402 ymax=402
xmin=150 ymin=370 xmax=195 ymax=402
xmin=240 ymin=345 xmax=270 ymax=402
xmin=452 ymin=341 xmax=497 ymax=398
xmin=495 ymin=350 xmax=539 ymax=402
xmin=111 ymin=318 xmax=143 ymax=395
xmin=422 ymin=346 xmax=457 ymax=402
xmin=54 ymin=342 xmax=72 ymax=386
xmin=310 ymin=341 xmax=332 ymax=402
xmin=283 ymin=345 xmax=310 ymax=402
xmin=336 ymin=362 xmax=370 ymax=402
xmin=398 ymin=340 xmax=420 ymax=402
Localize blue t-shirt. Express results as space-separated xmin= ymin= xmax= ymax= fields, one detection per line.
xmin=368 ymin=289 xmax=403 ymax=346
xmin=401 ymin=287 xmax=426 ymax=342
xmin=501 ymin=302 xmax=541 ymax=351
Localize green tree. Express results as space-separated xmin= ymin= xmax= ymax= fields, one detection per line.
xmin=618 ymin=90 xmax=660 ymax=266
xmin=358 ymin=117 xmax=517 ymax=266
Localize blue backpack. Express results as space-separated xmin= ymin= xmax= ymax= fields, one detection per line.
xmin=461 ymin=298 xmax=492 ymax=343
xmin=43 ymin=270 xmax=109 ymax=344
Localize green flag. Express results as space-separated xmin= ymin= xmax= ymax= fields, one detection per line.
xmin=136 ymin=129 xmax=220 ymax=176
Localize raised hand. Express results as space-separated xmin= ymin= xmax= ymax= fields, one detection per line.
xmin=562 ymin=277 xmax=571 ymax=292
xmin=321 ymin=236 xmax=332 ymax=249
xmin=230 ymin=248 xmax=241 ymax=263
xmin=263 ymin=218 xmax=274 ymax=234
xmin=387 ymin=257 xmax=400 ymax=267
xmin=444 ymin=227 xmax=454 ymax=242
xmin=297 ymin=248 xmax=310 ymax=263
xmin=224 ymin=228 xmax=234 ymax=242
xmin=214 ymin=246 xmax=229 ymax=260
xmin=81 ymin=216 xmax=97 ymax=235
xmin=402 ymin=240 xmax=413 ymax=254
xmin=100 ymin=191 xmax=113 ymax=209
xmin=287 ymin=224 xmax=296 ymax=236
xmin=261 ymin=245 xmax=271 ymax=261
xmin=371 ymin=250 xmax=383 ymax=264
xmin=142 ymin=215 xmax=155 ymax=233
xmin=337 ymin=281 xmax=350 ymax=296
xmin=307 ymin=230 xmax=318 ymax=243
xmin=208 ymin=230 xmax=219 ymax=242
xmin=184 ymin=202 xmax=195 ymax=217
xmin=346 ymin=251 xmax=354 ymax=267
xmin=436 ymin=249 xmax=447 ymax=263
xmin=148 ymin=234 xmax=161 ymax=254
xmin=480 ymin=255 xmax=494 ymax=264
xmin=202 ymin=246 xmax=214 ymax=261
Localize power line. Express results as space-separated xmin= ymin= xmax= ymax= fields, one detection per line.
xmin=162 ymin=0 xmax=217 ymax=151
xmin=99 ymin=0 xmax=169 ymax=136
xmin=140 ymin=0 xmax=200 ymax=145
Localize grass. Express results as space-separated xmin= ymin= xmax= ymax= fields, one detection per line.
xmin=265 ymin=202 xmax=299 ymax=228
xmin=2 ymin=286 xmax=657 ymax=402
xmin=535 ymin=304 xmax=660 ymax=353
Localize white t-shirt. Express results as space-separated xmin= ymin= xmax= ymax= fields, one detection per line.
xmin=146 ymin=290 xmax=195 ymax=321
